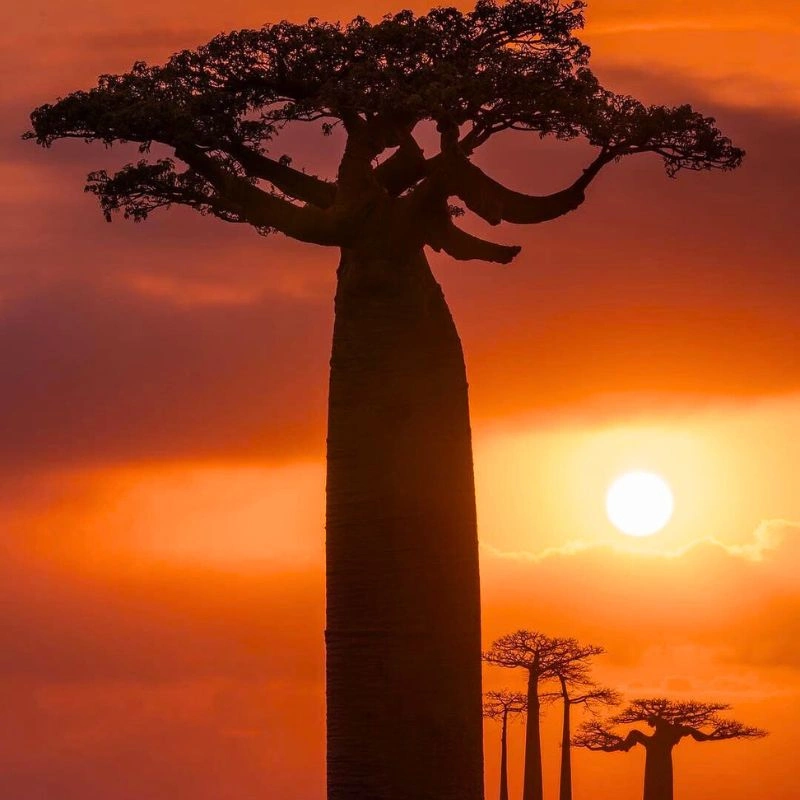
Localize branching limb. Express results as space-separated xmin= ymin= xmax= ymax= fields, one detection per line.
xmin=583 ymin=98 xmax=744 ymax=177
xmin=373 ymin=126 xmax=487 ymax=198
xmin=484 ymin=690 xmax=528 ymax=720
xmin=425 ymin=200 xmax=521 ymax=264
xmin=86 ymin=159 xmax=247 ymax=225
xmin=225 ymin=143 xmax=336 ymax=207
xmin=174 ymin=144 xmax=345 ymax=245
xmin=27 ymin=1 xmax=744 ymax=262
xmin=569 ymin=685 xmax=622 ymax=710
xmin=573 ymin=721 xmax=648 ymax=752
xmin=611 ymin=698 xmax=767 ymax=744
xmin=684 ymin=722 xmax=768 ymax=742
xmin=437 ymin=147 xmax=613 ymax=226
xmin=374 ymin=132 xmax=428 ymax=196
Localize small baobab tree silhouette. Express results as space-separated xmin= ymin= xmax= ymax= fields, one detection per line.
xmin=484 ymin=690 xmax=528 ymax=800
xmin=26 ymin=2 xmax=743 ymax=798
xmin=573 ymin=698 xmax=767 ymax=800
xmin=547 ymin=662 xmax=619 ymax=800
xmin=484 ymin=631 xmax=604 ymax=800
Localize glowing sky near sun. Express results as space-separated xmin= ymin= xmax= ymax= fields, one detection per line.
xmin=2 ymin=1 xmax=799 ymax=799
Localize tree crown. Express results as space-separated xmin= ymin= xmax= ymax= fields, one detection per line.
xmin=26 ymin=0 xmax=743 ymax=262
xmin=573 ymin=697 xmax=767 ymax=751
xmin=483 ymin=630 xmax=603 ymax=675
xmin=483 ymin=689 xmax=529 ymax=719
xmin=615 ymin=698 xmax=729 ymax=727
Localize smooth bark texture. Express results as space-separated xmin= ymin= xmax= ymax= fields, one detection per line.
xmin=326 ymin=245 xmax=483 ymax=800
xmin=523 ymin=670 xmax=544 ymax=800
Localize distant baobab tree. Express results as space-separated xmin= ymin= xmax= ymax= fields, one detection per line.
xmin=573 ymin=698 xmax=767 ymax=800
xmin=550 ymin=664 xmax=619 ymax=800
xmin=26 ymin=0 xmax=743 ymax=797
xmin=484 ymin=632 xmax=605 ymax=800
xmin=484 ymin=690 xmax=528 ymax=800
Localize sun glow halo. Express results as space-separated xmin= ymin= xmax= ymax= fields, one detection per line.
xmin=606 ymin=470 xmax=674 ymax=537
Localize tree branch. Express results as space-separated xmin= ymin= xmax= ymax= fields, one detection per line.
xmin=573 ymin=722 xmax=649 ymax=752
xmin=427 ymin=216 xmax=522 ymax=264
xmin=374 ymin=133 xmax=428 ymax=196
xmin=373 ymin=127 xmax=486 ymax=198
xmin=226 ymin=143 xmax=336 ymax=208
xmin=684 ymin=722 xmax=768 ymax=742
xmin=426 ymin=210 xmax=521 ymax=264
xmin=484 ymin=690 xmax=528 ymax=720
xmin=622 ymin=730 xmax=650 ymax=750
xmin=438 ymin=148 xmax=612 ymax=226
xmin=174 ymin=144 xmax=345 ymax=246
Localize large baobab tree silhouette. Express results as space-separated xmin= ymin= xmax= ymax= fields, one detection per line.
xmin=550 ymin=664 xmax=619 ymax=800
xmin=484 ymin=690 xmax=528 ymax=800
xmin=26 ymin=2 xmax=743 ymax=798
xmin=573 ymin=698 xmax=767 ymax=800
xmin=484 ymin=632 xmax=606 ymax=800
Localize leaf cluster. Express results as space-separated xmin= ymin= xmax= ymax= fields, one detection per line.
xmin=24 ymin=0 xmax=744 ymax=246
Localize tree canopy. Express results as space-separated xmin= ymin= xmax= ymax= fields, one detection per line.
xmin=26 ymin=0 xmax=743 ymax=263
xmin=484 ymin=630 xmax=603 ymax=676
xmin=573 ymin=698 xmax=767 ymax=751
xmin=484 ymin=689 xmax=529 ymax=719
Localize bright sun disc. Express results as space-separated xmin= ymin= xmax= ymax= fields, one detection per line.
xmin=606 ymin=471 xmax=674 ymax=537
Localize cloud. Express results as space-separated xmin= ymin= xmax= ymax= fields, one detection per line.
xmin=481 ymin=520 xmax=800 ymax=671
xmin=0 ymin=513 xmax=794 ymax=800
xmin=0 ymin=278 xmax=332 ymax=469
xmin=482 ymin=518 xmax=798 ymax=564
xmin=2 ymin=515 xmax=796 ymax=688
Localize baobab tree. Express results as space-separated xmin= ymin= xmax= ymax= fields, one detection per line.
xmin=484 ymin=632 xmax=606 ymax=800
xmin=550 ymin=663 xmax=619 ymax=800
xmin=484 ymin=690 xmax=528 ymax=800
xmin=26 ymin=1 xmax=742 ymax=798
xmin=573 ymin=698 xmax=767 ymax=800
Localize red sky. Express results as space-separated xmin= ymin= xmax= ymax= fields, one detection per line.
xmin=2 ymin=2 xmax=799 ymax=799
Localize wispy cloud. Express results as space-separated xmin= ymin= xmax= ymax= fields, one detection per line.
xmin=481 ymin=519 xmax=798 ymax=564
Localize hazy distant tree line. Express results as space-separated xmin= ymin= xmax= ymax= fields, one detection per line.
xmin=483 ymin=629 xmax=766 ymax=800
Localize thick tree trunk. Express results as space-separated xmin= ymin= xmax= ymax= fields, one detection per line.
xmin=558 ymin=691 xmax=572 ymax=800
xmin=500 ymin=710 xmax=510 ymax=800
xmin=523 ymin=671 xmax=543 ymax=800
xmin=642 ymin=745 xmax=674 ymax=800
xmin=325 ymin=246 xmax=484 ymax=800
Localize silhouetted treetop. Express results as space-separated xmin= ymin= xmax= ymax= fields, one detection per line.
xmin=26 ymin=0 xmax=743 ymax=260
xmin=617 ymin=699 xmax=724 ymax=726
xmin=484 ymin=631 xmax=603 ymax=674
xmin=484 ymin=689 xmax=529 ymax=719
xmin=615 ymin=698 xmax=766 ymax=739
xmin=573 ymin=698 xmax=767 ymax=751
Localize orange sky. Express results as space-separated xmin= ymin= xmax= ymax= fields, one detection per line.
xmin=2 ymin=1 xmax=799 ymax=798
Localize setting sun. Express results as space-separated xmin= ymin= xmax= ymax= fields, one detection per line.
xmin=606 ymin=471 xmax=674 ymax=537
